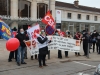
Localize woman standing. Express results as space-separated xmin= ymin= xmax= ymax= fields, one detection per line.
xmin=74 ymin=32 xmax=82 ymax=56
xmin=37 ymin=31 xmax=51 ymax=68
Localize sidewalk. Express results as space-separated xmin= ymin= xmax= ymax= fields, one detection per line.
xmin=0 ymin=40 xmax=100 ymax=62
xmin=0 ymin=40 xmax=100 ymax=71
xmin=0 ymin=40 xmax=100 ymax=75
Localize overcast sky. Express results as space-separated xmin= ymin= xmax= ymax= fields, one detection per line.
xmin=56 ymin=0 xmax=100 ymax=8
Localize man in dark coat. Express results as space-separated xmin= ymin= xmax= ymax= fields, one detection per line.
xmin=97 ymin=33 xmax=100 ymax=54
xmin=91 ymin=30 xmax=99 ymax=53
xmin=16 ymin=28 xmax=27 ymax=66
xmin=82 ymin=30 xmax=89 ymax=56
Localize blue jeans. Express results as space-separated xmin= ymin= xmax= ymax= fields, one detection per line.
xmin=17 ymin=46 xmax=25 ymax=63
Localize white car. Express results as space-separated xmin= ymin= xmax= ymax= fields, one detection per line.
xmin=94 ymin=64 xmax=100 ymax=75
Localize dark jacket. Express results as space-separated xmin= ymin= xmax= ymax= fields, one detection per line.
xmin=97 ymin=35 xmax=100 ymax=44
xmin=82 ymin=33 xmax=89 ymax=43
xmin=16 ymin=33 xmax=28 ymax=47
xmin=88 ymin=35 xmax=92 ymax=43
xmin=37 ymin=35 xmax=48 ymax=55
xmin=92 ymin=32 xmax=99 ymax=39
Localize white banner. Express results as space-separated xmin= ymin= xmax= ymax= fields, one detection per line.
xmin=25 ymin=40 xmax=39 ymax=55
xmin=27 ymin=24 xmax=40 ymax=40
xmin=56 ymin=10 xmax=61 ymax=23
xmin=26 ymin=24 xmax=40 ymax=55
xmin=48 ymin=36 xmax=80 ymax=52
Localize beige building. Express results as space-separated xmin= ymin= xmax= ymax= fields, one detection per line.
xmin=0 ymin=0 xmax=100 ymax=35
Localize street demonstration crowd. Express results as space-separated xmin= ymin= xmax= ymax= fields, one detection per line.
xmin=8 ymin=27 xmax=100 ymax=68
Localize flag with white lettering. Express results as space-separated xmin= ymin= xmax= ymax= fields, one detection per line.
xmin=41 ymin=10 xmax=56 ymax=29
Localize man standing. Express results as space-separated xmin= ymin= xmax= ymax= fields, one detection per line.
xmin=92 ymin=30 xmax=99 ymax=53
xmin=16 ymin=28 xmax=27 ymax=66
xmin=82 ymin=30 xmax=89 ymax=56
xmin=97 ymin=33 xmax=100 ymax=54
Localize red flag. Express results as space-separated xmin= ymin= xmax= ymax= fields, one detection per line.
xmin=41 ymin=10 xmax=56 ymax=29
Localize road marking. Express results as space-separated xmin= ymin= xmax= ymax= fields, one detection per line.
xmin=73 ymin=61 xmax=96 ymax=68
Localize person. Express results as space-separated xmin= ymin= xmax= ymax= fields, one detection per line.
xmin=97 ymin=32 xmax=100 ymax=54
xmin=24 ymin=31 xmax=29 ymax=59
xmin=74 ymin=32 xmax=81 ymax=56
xmin=88 ymin=32 xmax=92 ymax=53
xmin=8 ymin=49 xmax=18 ymax=62
xmin=91 ymin=30 xmax=99 ymax=53
xmin=31 ymin=55 xmax=37 ymax=60
xmin=65 ymin=31 xmax=71 ymax=58
xmin=8 ymin=28 xmax=18 ymax=62
xmin=37 ymin=31 xmax=51 ymax=68
xmin=55 ymin=31 xmax=62 ymax=59
xmin=82 ymin=30 xmax=88 ymax=56
xmin=16 ymin=28 xmax=27 ymax=66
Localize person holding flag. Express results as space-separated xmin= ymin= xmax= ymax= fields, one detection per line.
xmin=37 ymin=31 xmax=51 ymax=68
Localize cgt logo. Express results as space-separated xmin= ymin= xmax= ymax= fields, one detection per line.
xmin=1 ymin=25 xmax=11 ymax=36
xmin=31 ymin=29 xmax=40 ymax=39
xmin=44 ymin=15 xmax=55 ymax=28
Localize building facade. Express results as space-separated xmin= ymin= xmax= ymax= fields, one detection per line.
xmin=56 ymin=1 xmax=100 ymax=35
xmin=0 ymin=0 xmax=100 ymax=35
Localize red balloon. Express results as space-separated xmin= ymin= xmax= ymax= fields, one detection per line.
xmin=6 ymin=38 xmax=20 ymax=51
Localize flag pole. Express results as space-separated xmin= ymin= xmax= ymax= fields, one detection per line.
xmin=49 ymin=0 xmax=50 ymax=11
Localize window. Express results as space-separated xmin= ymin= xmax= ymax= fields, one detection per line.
xmin=37 ymin=3 xmax=48 ymax=19
xmin=18 ymin=0 xmax=31 ymax=17
xmin=94 ymin=16 xmax=97 ymax=21
xmin=77 ymin=14 xmax=81 ymax=19
xmin=67 ymin=13 xmax=72 ymax=19
xmin=0 ymin=0 xmax=10 ymax=16
xmin=86 ymin=15 xmax=90 ymax=20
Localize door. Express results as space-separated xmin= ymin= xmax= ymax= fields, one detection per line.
xmin=90 ymin=26 xmax=95 ymax=32
xmin=80 ymin=24 xmax=85 ymax=32
xmin=68 ymin=23 xmax=74 ymax=37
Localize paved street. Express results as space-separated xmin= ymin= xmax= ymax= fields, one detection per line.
xmin=0 ymin=40 xmax=100 ymax=75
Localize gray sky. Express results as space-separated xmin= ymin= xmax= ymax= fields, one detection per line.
xmin=56 ymin=0 xmax=100 ymax=8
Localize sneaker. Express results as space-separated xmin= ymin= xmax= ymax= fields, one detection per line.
xmin=17 ymin=62 xmax=20 ymax=66
xmin=21 ymin=62 xmax=27 ymax=64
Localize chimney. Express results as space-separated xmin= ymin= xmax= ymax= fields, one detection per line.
xmin=74 ymin=0 xmax=79 ymax=7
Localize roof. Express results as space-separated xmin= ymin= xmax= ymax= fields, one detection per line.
xmin=55 ymin=1 xmax=100 ymax=13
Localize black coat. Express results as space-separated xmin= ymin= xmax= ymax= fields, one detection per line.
xmin=92 ymin=32 xmax=99 ymax=39
xmin=97 ymin=35 xmax=100 ymax=44
xmin=37 ymin=35 xmax=48 ymax=55
xmin=16 ymin=33 xmax=29 ymax=47
xmin=82 ymin=33 xmax=89 ymax=43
